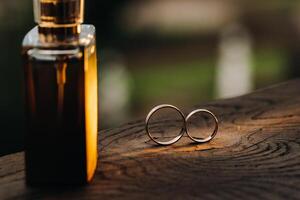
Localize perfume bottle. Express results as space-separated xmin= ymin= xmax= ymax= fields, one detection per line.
xmin=22 ymin=0 xmax=98 ymax=185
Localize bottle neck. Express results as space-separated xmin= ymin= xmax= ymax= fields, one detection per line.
xmin=38 ymin=24 xmax=81 ymax=43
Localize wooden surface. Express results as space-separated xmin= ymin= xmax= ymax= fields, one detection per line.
xmin=1 ymin=79 xmax=300 ymax=199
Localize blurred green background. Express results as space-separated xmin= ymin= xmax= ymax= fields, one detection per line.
xmin=1 ymin=0 xmax=300 ymax=155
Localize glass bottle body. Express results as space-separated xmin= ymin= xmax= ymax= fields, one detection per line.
xmin=22 ymin=25 xmax=98 ymax=185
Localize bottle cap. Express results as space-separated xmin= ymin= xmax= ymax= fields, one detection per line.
xmin=33 ymin=0 xmax=84 ymax=27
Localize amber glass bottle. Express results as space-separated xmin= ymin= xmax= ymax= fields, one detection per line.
xmin=22 ymin=0 xmax=98 ymax=185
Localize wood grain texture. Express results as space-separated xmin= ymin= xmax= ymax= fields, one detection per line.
xmin=1 ymin=79 xmax=300 ymax=199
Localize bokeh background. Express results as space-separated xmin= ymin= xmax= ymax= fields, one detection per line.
xmin=1 ymin=0 xmax=300 ymax=155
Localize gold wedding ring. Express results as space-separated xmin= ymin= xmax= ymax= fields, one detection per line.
xmin=185 ymin=109 xmax=218 ymax=143
xmin=145 ymin=105 xmax=219 ymax=145
xmin=145 ymin=104 xmax=186 ymax=145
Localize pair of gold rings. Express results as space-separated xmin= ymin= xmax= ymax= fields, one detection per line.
xmin=145 ymin=104 xmax=219 ymax=146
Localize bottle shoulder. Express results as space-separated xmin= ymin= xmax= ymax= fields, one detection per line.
xmin=22 ymin=25 xmax=96 ymax=49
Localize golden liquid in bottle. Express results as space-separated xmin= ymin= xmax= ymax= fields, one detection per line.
xmin=24 ymin=0 xmax=97 ymax=185
xmin=23 ymin=36 xmax=98 ymax=185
